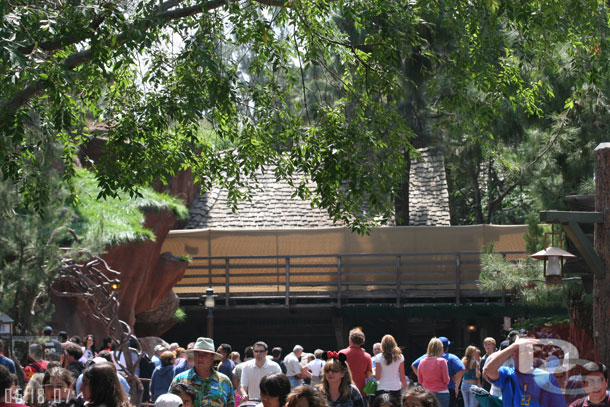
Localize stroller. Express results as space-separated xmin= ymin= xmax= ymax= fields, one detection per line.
xmin=469 ymin=385 xmax=503 ymax=407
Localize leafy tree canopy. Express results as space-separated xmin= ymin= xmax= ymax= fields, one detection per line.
xmin=2 ymin=0 xmax=609 ymax=230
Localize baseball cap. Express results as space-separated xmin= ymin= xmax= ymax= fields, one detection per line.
xmin=438 ymin=337 xmax=451 ymax=347
xmin=155 ymin=393 xmax=183 ymax=407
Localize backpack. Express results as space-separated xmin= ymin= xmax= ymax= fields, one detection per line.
xmin=27 ymin=361 xmax=46 ymax=373
xmin=139 ymin=354 xmax=156 ymax=379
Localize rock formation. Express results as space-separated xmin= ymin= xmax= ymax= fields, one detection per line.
xmin=52 ymin=138 xmax=198 ymax=342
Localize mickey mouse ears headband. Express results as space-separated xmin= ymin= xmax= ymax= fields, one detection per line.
xmin=322 ymin=351 xmax=347 ymax=364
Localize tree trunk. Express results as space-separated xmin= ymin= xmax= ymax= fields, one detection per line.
xmin=568 ymin=296 xmax=596 ymax=362
xmin=594 ymin=143 xmax=610 ymax=367
xmin=471 ymin=162 xmax=484 ymax=224
xmin=394 ymin=152 xmax=410 ymax=225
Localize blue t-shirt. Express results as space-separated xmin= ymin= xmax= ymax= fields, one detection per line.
xmin=174 ymin=358 xmax=192 ymax=376
xmin=412 ymin=352 xmax=465 ymax=389
xmin=490 ymin=366 xmax=567 ymax=407
xmin=218 ymin=359 xmax=235 ymax=380
xmin=0 ymin=355 xmax=16 ymax=374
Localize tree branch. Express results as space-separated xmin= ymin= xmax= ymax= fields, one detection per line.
xmin=18 ymin=0 xmax=188 ymax=55
xmin=488 ymin=108 xmax=571 ymax=211
xmin=1 ymin=0 xmax=226 ymax=126
xmin=155 ymin=0 xmax=225 ymax=20
xmin=252 ymin=0 xmax=294 ymax=6
xmin=18 ymin=14 xmax=107 ymax=55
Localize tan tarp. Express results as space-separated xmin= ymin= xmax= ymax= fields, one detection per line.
xmin=162 ymin=225 xmax=528 ymax=296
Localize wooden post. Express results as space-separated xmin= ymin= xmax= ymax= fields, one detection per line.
xmin=594 ymin=143 xmax=610 ymax=367
xmin=337 ymin=256 xmax=342 ymax=308
xmin=455 ymin=254 xmax=461 ymax=306
xmin=225 ymin=258 xmax=230 ymax=308
xmin=395 ymin=255 xmax=401 ymax=307
xmin=285 ymin=257 xmax=290 ymax=308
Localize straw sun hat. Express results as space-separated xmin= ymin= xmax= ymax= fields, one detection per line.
xmin=186 ymin=337 xmax=222 ymax=361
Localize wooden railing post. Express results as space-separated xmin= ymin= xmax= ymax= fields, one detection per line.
xmin=337 ymin=256 xmax=342 ymax=308
xmin=285 ymin=257 xmax=290 ymax=307
xmin=455 ymin=254 xmax=461 ymax=306
xmin=396 ymin=255 xmax=401 ymax=307
xmin=224 ymin=258 xmax=230 ymax=307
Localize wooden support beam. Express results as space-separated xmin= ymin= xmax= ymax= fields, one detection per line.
xmin=561 ymin=221 xmax=605 ymax=279
xmin=540 ymin=210 xmax=604 ymax=224
xmin=539 ymin=210 xmax=605 ymax=278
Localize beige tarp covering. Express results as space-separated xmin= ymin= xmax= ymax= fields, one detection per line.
xmin=162 ymin=225 xmax=528 ymax=296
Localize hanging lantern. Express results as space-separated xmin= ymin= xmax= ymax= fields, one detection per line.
xmin=530 ymin=247 xmax=576 ymax=284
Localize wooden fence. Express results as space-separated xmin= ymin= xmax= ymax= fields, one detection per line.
xmin=174 ymin=250 xmax=526 ymax=308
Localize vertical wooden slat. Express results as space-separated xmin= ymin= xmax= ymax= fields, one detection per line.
xmin=337 ymin=256 xmax=342 ymax=308
xmin=396 ymin=255 xmax=401 ymax=307
xmin=285 ymin=257 xmax=290 ymax=308
xmin=455 ymin=254 xmax=461 ymax=306
xmin=224 ymin=258 xmax=230 ymax=308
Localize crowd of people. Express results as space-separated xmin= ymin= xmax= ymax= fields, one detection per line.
xmin=0 ymin=326 xmax=609 ymax=407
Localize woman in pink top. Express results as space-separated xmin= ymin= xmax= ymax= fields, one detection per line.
xmin=417 ymin=337 xmax=450 ymax=407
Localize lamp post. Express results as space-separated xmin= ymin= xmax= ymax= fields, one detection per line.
xmin=202 ymin=288 xmax=216 ymax=339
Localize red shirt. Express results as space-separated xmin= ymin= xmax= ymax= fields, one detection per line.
xmin=340 ymin=345 xmax=372 ymax=393
xmin=24 ymin=360 xmax=48 ymax=382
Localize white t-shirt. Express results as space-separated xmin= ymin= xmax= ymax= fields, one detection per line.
xmin=307 ymin=359 xmax=324 ymax=377
xmin=284 ymin=352 xmax=301 ymax=377
xmin=241 ymin=359 xmax=281 ymax=399
xmin=374 ymin=353 xmax=404 ymax=391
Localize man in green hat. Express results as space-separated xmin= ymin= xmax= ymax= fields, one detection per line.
xmin=171 ymin=337 xmax=235 ymax=407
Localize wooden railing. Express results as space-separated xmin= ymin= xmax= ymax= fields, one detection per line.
xmin=174 ymin=251 xmax=526 ymax=308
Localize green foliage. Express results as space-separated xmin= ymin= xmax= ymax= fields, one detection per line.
xmin=479 ymin=252 xmax=591 ymax=311
xmin=1 ymin=0 xmax=421 ymax=233
xmin=479 ymin=253 xmax=543 ymax=297
xmin=479 ymin=252 xmax=568 ymax=308
xmin=0 ymin=162 xmax=187 ymax=334
xmin=72 ymin=170 xmax=187 ymax=247
xmin=173 ymin=307 xmax=186 ymax=323
xmin=2 ymin=0 xmax=610 ymax=231
xmin=0 ymin=143 xmax=73 ymax=335
xmin=524 ymin=214 xmax=549 ymax=254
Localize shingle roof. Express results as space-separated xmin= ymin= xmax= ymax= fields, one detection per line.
xmin=186 ymin=147 xmax=450 ymax=228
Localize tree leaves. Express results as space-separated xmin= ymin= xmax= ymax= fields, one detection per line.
xmin=2 ymin=0 xmax=610 ymax=231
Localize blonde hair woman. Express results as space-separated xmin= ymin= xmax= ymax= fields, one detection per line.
xmin=373 ymin=335 xmax=407 ymax=401
xmin=416 ymin=338 xmax=449 ymax=407
xmin=460 ymin=346 xmax=481 ymax=407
